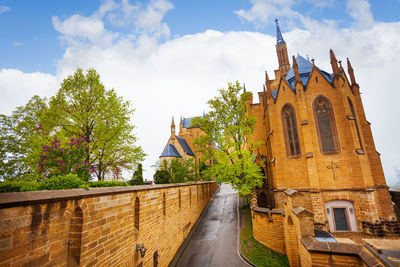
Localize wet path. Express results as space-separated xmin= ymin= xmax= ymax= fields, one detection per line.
xmin=175 ymin=183 xmax=248 ymax=267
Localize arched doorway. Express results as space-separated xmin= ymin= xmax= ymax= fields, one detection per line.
xmin=257 ymin=192 xmax=268 ymax=208
xmin=67 ymin=207 xmax=83 ymax=267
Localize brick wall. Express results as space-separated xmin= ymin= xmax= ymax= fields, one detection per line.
xmin=251 ymin=208 xmax=285 ymax=254
xmin=0 ymin=182 xmax=218 ymax=267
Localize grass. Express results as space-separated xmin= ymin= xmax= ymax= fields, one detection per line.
xmin=239 ymin=206 xmax=289 ymax=267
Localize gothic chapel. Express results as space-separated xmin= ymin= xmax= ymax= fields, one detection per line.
xmin=247 ymin=20 xmax=400 ymax=266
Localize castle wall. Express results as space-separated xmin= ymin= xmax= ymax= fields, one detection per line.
xmin=251 ymin=208 xmax=285 ymax=254
xmin=0 ymin=182 xmax=217 ymax=267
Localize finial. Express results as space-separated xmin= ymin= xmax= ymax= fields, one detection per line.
xmin=293 ymin=55 xmax=300 ymax=83
xmin=243 ymin=83 xmax=246 ymax=92
xmin=338 ymin=60 xmax=342 ymax=68
xmin=311 ymin=58 xmax=315 ymax=65
xmin=275 ymin=18 xmax=279 ymax=25
xmin=330 ymin=49 xmax=339 ymax=77
xmin=347 ymin=57 xmax=357 ymax=85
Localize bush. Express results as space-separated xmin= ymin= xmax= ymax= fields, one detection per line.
xmin=88 ymin=181 xmax=128 ymax=187
xmin=38 ymin=174 xmax=86 ymax=190
xmin=0 ymin=181 xmax=40 ymax=192
xmin=0 ymin=174 xmax=129 ymax=192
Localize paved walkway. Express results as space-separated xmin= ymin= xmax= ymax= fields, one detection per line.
xmin=175 ymin=183 xmax=248 ymax=267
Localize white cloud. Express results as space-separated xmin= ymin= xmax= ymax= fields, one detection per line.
xmin=1 ymin=0 xmax=399 ymax=186
xmin=346 ymin=0 xmax=374 ymax=29
xmin=234 ymin=0 xmax=301 ymax=27
xmin=0 ymin=6 xmax=10 ymax=15
xmin=0 ymin=69 xmax=57 ymax=115
xmin=12 ymin=42 xmax=23 ymax=46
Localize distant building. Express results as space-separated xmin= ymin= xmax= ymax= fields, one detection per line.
xmin=159 ymin=117 xmax=196 ymax=163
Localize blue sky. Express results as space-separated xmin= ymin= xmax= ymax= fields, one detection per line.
xmin=0 ymin=0 xmax=400 ymax=184
xmin=1 ymin=0 xmax=400 ymax=73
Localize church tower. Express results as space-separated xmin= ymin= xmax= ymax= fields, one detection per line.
xmin=275 ymin=19 xmax=290 ymax=77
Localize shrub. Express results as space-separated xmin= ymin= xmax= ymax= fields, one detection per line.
xmin=38 ymin=174 xmax=85 ymax=190
xmin=88 ymin=181 xmax=128 ymax=187
xmin=0 ymin=181 xmax=41 ymax=192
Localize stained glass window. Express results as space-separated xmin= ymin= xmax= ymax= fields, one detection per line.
xmin=313 ymin=97 xmax=339 ymax=153
xmin=282 ymin=105 xmax=301 ymax=156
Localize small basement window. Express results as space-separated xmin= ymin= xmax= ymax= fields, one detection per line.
xmin=325 ymin=200 xmax=357 ymax=232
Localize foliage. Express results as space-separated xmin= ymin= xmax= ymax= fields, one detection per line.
xmin=129 ymin=163 xmax=144 ymax=185
xmin=0 ymin=174 xmax=86 ymax=192
xmin=153 ymin=158 xmax=197 ymax=184
xmin=38 ymin=174 xmax=87 ymax=190
xmin=240 ymin=206 xmax=289 ymax=266
xmin=0 ymin=175 xmax=131 ymax=192
xmin=0 ymin=96 xmax=49 ymax=181
xmin=39 ymin=136 xmax=94 ymax=181
xmin=192 ymin=81 xmax=263 ymax=195
xmin=46 ymin=68 xmax=145 ymax=181
xmin=153 ymin=169 xmax=171 ymax=184
xmin=0 ymin=181 xmax=40 ymax=192
xmin=88 ymin=181 xmax=128 ymax=187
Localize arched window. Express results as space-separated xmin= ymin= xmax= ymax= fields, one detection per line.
xmin=313 ymin=96 xmax=340 ymax=153
xmin=134 ymin=197 xmax=140 ymax=234
xmin=281 ymin=104 xmax=301 ymax=156
xmin=163 ymin=192 xmax=166 ymax=216
xmin=189 ymin=188 xmax=192 ymax=207
xmin=348 ymin=98 xmax=363 ymax=150
xmin=178 ymin=190 xmax=181 ymax=210
xmin=68 ymin=207 xmax=83 ymax=265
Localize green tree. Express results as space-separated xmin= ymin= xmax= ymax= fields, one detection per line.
xmin=153 ymin=158 xmax=197 ymax=184
xmin=192 ymin=81 xmax=263 ymax=195
xmin=47 ymin=68 xmax=145 ymax=181
xmin=130 ymin=163 xmax=144 ymax=185
xmin=0 ymin=96 xmax=49 ymax=181
xmin=153 ymin=169 xmax=171 ymax=184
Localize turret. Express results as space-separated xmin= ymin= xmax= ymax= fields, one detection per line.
xmin=275 ymin=19 xmax=290 ymax=77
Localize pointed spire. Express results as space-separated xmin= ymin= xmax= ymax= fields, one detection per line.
xmin=275 ymin=18 xmax=285 ymax=45
xmin=171 ymin=116 xmax=176 ymax=137
xmin=293 ymin=55 xmax=300 ymax=83
xmin=347 ymin=58 xmax=357 ymax=85
xmin=330 ymin=49 xmax=339 ymax=77
xmin=243 ymin=83 xmax=246 ymax=92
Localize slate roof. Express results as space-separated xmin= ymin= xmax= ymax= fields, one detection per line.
xmin=181 ymin=115 xmax=205 ymax=129
xmin=160 ymin=144 xmax=182 ymax=158
xmin=176 ymin=136 xmax=195 ymax=156
xmin=285 ymin=54 xmax=334 ymax=93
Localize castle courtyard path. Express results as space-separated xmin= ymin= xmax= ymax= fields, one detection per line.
xmin=175 ymin=183 xmax=249 ymax=267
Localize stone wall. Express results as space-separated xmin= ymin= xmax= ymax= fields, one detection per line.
xmin=251 ymin=207 xmax=285 ymax=254
xmin=0 ymin=181 xmax=218 ymax=267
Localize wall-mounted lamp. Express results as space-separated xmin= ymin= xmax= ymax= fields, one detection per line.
xmin=136 ymin=244 xmax=147 ymax=258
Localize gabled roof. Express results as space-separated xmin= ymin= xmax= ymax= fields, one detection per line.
xmin=160 ymin=144 xmax=182 ymax=158
xmin=285 ymin=54 xmax=334 ymax=92
xmin=181 ymin=115 xmax=205 ymax=129
xmin=176 ymin=136 xmax=194 ymax=156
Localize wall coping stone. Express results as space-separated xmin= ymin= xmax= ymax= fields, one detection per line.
xmin=252 ymin=207 xmax=285 ymax=215
xmin=300 ymin=235 xmax=382 ymax=266
xmin=0 ymin=181 xmax=215 ymax=209
xmin=292 ymin=206 xmax=314 ymax=217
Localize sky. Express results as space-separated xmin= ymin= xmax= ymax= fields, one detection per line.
xmin=0 ymin=0 xmax=399 ymax=185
